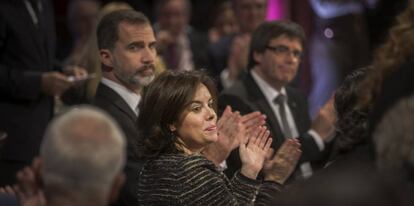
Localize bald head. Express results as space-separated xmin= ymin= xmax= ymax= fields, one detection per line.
xmin=41 ymin=106 xmax=126 ymax=204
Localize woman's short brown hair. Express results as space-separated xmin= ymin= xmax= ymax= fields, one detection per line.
xmin=137 ymin=70 xmax=217 ymax=158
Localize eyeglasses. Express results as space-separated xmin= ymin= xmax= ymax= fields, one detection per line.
xmin=265 ymin=45 xmax=303 ymax=59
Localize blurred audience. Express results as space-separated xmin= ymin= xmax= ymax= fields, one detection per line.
xmin=154 ymin=0 xmax=209 ymax=71
xmin=208 ymin=1 xmax=239 ymax=44
xmin=63 ymin=0 xmax=101 ymax=65
xmin=325 ymin=67 xmax=373 ymax=170
xmin=0 ymin=0 xmax=86 ymax=187
xmin=359 ymin=0 xmax=414 ymax=135
xmin=40 ymin=106 xmax=125 ymax=206
xmin=374 ymin=94 xmax=414 ymax=182
xmin=307 ymin=0 xmax=375 ymax=118
xmin=208 ymin=0 xmax=268 ymax=89
xmin=1 ymin=106 xmax=126 ymax=206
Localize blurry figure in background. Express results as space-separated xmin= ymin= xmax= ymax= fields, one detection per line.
xmin=374 ymin=94 xmax=414 ymax=183
xmin=208 ymin=0 xmax=268 ymax=89
xmin=0 ymin=106 xmax=127 ymax=206
xmin=325 ymin=67 xmax=373 ymax=170
xmin=154 ymin=0 xmax=209 ymax=71
xmin=208 ymin=1 xmax=239 ymax=44
xmin=0 ymin=0 xmax=86 ymax=187
xmin=359 ymin=0 xmax=414 ymax=135
xmin=63 ymin=0 xmax=101 ymax=64
xmin=41 ymin=106 xmax=126 ymax=206
xmin=373 ymin=94 xmax=414 ymax=206
xmin=61 ymin=2 xmax=166 ymax=105
xmin=307 ymin=0 xmax=375 ymax=118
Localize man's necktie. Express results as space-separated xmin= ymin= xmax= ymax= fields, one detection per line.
xmin=273 ymin=94 xmax=293 ymax=138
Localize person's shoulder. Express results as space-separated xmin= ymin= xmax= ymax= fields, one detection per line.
xmin=286 ymin=85 xmax=306 ymax=96
xmin=221 ymin=80 xmax=248 ymax=96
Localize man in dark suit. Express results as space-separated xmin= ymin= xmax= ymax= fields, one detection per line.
xmin=219 ymin=21 xmax=335 ymax=180
xmin=92 ymin=10 xmax=157 ymax=206
xmin=0 ymin=0 xmax=85 ymax=186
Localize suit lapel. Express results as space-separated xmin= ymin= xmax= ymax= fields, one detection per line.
xmin=243 ymin=74 xmax=285 ymax=145
xmin=287 ymin=89 xmax=300 ymax=126
xmin=96 ymin=83 xmax=137 ymax=122
xmin=286 ymin=87 xmax=310 ymax=134
xmin=18 ymin=0 xmax=48 ymax=65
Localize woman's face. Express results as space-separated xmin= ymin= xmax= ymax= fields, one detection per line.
xmin=172 ymin=83 xmax=217 ymax=152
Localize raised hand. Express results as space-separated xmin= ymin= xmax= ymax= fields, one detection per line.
xmin=312 ymin=96 xmax=336 ymax=141
xmin=240 ymin=111 xmax=266 ymax=140
xmin=217 ymin=106 xmax=244 ymax=151
xmin=239 ymin=126 xmax=272 ymax=179
xmin=0 ymin=185 xmax=16 ymax=195
xmin=41 ymin=72 xmax=74 ymax=96
xmin=202 ymin=107 xmax=266 ymax=166
xmin=202 ymin=106 xmax=242 ymax=165
xmin=14 ymin=158 xmax=46 ymax=206
xmin=227 ymin=34 xmax=251 ymax=80
xmin=262 ymin=139 xmax=301 ymax=185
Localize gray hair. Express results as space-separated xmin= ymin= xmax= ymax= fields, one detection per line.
xmin=374 ymin=94 xmax=414 ymax=178
xmin=41 ymin=106 xmax=126 ymax=203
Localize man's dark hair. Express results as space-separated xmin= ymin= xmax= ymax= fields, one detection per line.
xmin=97 ymin=10 xmax=150 ymax=50
xmin=247 ymin=20 xmax=305 ymax=69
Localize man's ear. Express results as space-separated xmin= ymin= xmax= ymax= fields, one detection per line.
xmin=253 ymin=51 xmax=263 ymax=64
xmin=109 ymin=172 xmax=125 ymax=204
xmin=100 ymin=49 xmax=113 ymax=68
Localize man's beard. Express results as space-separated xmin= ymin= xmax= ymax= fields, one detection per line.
xmin=137 ymin=74 xmax=155 ymax=86
xmin=115 ymin=64 xmax=155 ymax=88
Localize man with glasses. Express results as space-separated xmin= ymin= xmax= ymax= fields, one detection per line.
xmin=219 ymin=21 xmax=335 ymax=181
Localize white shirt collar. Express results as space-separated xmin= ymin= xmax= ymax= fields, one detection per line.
xmin=101 ymin=78 xmax=141 ymax=116
xmin=250 ymin=70 xmax=287 ymax=104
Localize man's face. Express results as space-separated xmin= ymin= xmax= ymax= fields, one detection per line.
xmin=101 ymin=22 xmax=157 ymax=91
xmin=157 ymin=0 xmax=189 ymax=37
xmin=234 ymin=0 xmax=267 ymax=33
xmin=254 ymin=35 xmax=303 ymax=89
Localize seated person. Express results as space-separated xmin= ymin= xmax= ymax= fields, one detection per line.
xmin=136 ymin=70 xmax=301 ymax=205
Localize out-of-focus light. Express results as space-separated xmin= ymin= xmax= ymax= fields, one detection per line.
xmin=267 ymin=0 xmax=285 ymax=20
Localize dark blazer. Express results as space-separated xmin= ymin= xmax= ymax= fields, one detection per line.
xmin=188 ymin=28 xmax=209 ymax=70
xmin=219 ymin=73 xmax=324 ymax=177
xmin=93 ymin=83 xmax=140 ymax=160
xmin=93 ymin=83 xmax=143 ymax=206
xmin=0 ymin=0 xmax=56 ymax=162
